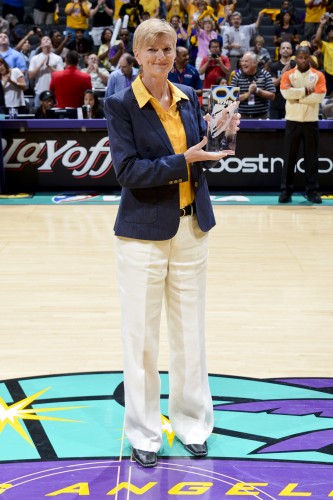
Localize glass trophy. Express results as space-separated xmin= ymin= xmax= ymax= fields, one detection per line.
xmin=206 ymin=85 xmax=240 ymax=152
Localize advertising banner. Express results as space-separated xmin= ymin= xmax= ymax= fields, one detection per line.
xmin=1 ymin=125 xmax=333 ymax=192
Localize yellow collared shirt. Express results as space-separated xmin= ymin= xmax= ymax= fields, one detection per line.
xmin=132 ymin=75 xmax=194 ymax=209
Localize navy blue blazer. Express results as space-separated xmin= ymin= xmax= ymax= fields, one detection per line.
xmin=104 ymin=83 xmax=216 ymax=241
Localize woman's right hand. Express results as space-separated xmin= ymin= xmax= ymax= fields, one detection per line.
xmin=184 ymin=136 xmax=235 ymax=163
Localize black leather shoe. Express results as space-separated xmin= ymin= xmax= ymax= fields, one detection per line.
xmin=306 ymin=192 xmax=322 ymax=204
xmin=132 ymin=448 xmax=157 ymax=468
xmin=278 ymin=192 xmax=292 ymax=203
xmin=184 ymin=442 xmax=208 ymax=457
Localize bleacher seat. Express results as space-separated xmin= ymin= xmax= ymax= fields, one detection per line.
xmin=266 ymin=46 xmax=277 ymax=59
xmin=241 ymin=15 xmax=254 ymax=24
xmin=269 ymin=0 xmax=284 ymax=8
xmin=235 ymin=0 xmax=249 ymax=8
xmin=260 ymin=15 xmax=274 ymax=25
xmin=292 ymin=0 xmax=307 ymax=7
xmin=259 ymin=25 xmax=277 ymax=36
xmin=249 ymin=0 xmax=269 ymax=9
xmin=262 ymin=35 xmax=275 ymax=45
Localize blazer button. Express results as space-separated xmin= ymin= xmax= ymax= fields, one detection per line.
xmin=194 ymin=181 xmax=199 ymax=188
xmin=169 ymin=180 xmax=174 ymax=184
xmin=178 ymin=178 xmax=182 ymax=182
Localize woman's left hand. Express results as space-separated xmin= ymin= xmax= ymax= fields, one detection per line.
xmin=184 ymin=136 xmax=235 ymax=163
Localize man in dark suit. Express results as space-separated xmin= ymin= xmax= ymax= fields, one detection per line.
xmin=50 ymin=50 xmax=92 ymax=108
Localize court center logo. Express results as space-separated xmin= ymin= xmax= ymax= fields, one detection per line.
xmin=1 ymin=373 xmax=333 ymax=498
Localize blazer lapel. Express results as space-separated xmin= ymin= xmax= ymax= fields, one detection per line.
xmin=134 ymin=99 xmax=175 ymax=155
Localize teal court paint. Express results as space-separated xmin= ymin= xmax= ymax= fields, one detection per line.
xmin=1 ymin=372 xmax=333 ymax=498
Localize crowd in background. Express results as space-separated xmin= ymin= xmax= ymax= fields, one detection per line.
xmin=0 ymin=0 xmax=332 ymax=119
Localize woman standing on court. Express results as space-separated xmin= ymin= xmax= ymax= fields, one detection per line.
xmin=104 ymin=18 xmax=237 ymax=468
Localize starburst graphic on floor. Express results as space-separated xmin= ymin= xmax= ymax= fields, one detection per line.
xmin=0 ymin=387 xmax=88 ymax=446
xmin=161 ymin=415 xmax=175 ymax=446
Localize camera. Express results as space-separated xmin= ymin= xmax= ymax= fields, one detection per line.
xmin=212 ymin=54 xmax=218 ymax=58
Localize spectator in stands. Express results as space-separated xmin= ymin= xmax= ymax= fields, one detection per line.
xmin=0 ymin=33 xmax=26 ymax=72
xmin=15 ymin=30 xmax=36 ymax=92
xmin=15 ymin=29 xmax=35 ymax=54
xmin=108 ymin=27 xmax=134 ymax=68
xmin=140 ymin=0 xmax=160 ymax=18
xmin=50 ymin=30 xmax=71 ymax=61
xmin=0 ymin=56 xmax=26 ymax=113
xmin=274 ymin=0 xmax=297 ymax=25
xmin=293 ymin=39 xmax=323 ymax=68
xmin=29 ymin=35 xmax=64 ymax=107
xmin=194 ymin=0 xmax=218 ymax=23
xmin=195 ymin=18 xmax=218 ymax=71
xmin=269 ymin=40 xmax=296 ymax=118
xmin=64 ymin=0 xmax=91 ymax=42
xmin=223 ymin=10 xmax=265 ymax=71
xmin=2 ymin=0 xmax=24 ymax=24
xmin=33 ymin=0 xmax=59 ymax=26
xmin=186 ymin=0 xmax=203 ymax=30
xmin=231 ymin=51 xmax=275 ymax=119
xmin=273 ymin=10 xmax=300 ymax=48
xmin=83 ymin=89 xmax=105 ymax=117
xmin=278 ymin=46 xmax=326 ymax=203
xmin=89 ymin=0 xmax=114 ymax=48
xmin=81 ymin=52 xmax=109 ymax=88
xmin=141 ymin=11 xmax=151 ymax=21
xmin=118 ymin=0 xmax=144 ymax=33
xmin=4 ymin=13 xmax=22 ymax=46
xmin=314 ymin=14 xmax=333 ymax=96
xmin=105 ymin=52 xmax=138 ymax=97
xmin=249 ymin=35 xmax=271 ymax=70
xmin=67 ymin=29 xmax=94 ymax=62
xmin=216 ymin=0 xmax=237 ymax=22
xmin=50 ymin=50 xmax=92 ymax=107
xmin=165 ymin=0 xmax=187 ymax=22
xmin=168 ymin=46 xmax=203 ymax=94
xmin=98 ymin=27 xmax=113 ymax=72
xmin=218 ymin=4 xmax=234 ymax=32
xmin=309 ymin=34 xmax=324 ymax=70
xmin=170 ymin=15 xmax=189 ymax=47
xmin=304 ymin=0 xmax=327 ymax=40
xmin=35 ymin=89 xmax=57 ymax=118
xmin=0 ymin=16 xmax=9 ymax=35
xmin=199 ymin=38 xmax=231 ymax=88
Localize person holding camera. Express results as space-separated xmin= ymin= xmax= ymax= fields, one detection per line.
xmin=199 ymin=38 xmax=231 ymax=89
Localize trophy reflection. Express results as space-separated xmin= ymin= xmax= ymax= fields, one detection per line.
xmin=206 ymin=85 xmax=240 ymax=152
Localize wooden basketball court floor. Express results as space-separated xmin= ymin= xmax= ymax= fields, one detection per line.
xmin=1 ymin=202 xmax=332 ymax=381
xmin=1 ymin=202 xmax=333 ymax=498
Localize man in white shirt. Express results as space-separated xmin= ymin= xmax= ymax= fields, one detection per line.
xmin=81 ymin=53 xmax=109 ymax=88
xmin=28 ymin=36 xmax=64 ymax=108
xmin=223 ymin=10 xmax=264 ymax=70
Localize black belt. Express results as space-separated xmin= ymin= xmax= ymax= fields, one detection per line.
xmin=180 ymin=203 xmax=196 ymax=218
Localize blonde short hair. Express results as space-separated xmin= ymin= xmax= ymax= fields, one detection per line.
xmin=133 ymin=19 xmax=177 ymax=53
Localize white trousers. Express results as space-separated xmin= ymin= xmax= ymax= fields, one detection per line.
xmin=116 ymin=215 xmax=214 ymax=452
